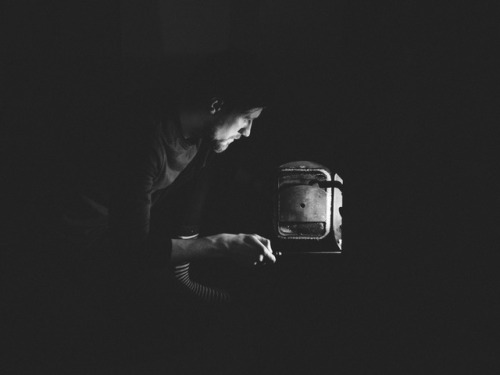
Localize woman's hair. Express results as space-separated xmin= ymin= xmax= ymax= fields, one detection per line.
xmin=182 ymin=49 xmax=273 ymax=113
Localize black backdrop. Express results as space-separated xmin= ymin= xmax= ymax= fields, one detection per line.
xmin=3 ymin=1 xmax=495 ymax=374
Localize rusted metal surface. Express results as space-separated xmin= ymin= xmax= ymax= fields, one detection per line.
xmin=275 ymin=161 xmax=332 ymax=240
xmin=279 ymin=185 xmax=327 ymax=222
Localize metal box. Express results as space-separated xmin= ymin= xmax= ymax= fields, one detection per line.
xmin=275 ymin=161 xmax=332 ymax=240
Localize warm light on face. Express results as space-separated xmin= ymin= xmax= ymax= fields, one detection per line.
xmin=211 ymin=107 xmax=263 ymax=153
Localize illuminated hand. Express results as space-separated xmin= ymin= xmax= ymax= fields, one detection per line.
xmin=213 ymin=233 xmax=277 ymax=267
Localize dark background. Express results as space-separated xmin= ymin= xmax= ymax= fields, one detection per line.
xmin=3 ymin=1 xmax=496 ymax=374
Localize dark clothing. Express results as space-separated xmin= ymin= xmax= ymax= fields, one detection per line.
xmin=14 ymin=93 xmax=220 ymax=368
xmin=7 ymin=94 xmax=264 ymax=374
xmin=43 ymin=92 xmax=215 ymax=269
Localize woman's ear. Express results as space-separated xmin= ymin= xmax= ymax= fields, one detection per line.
xmin=209 ymin=97 xmax=224 ymax=115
